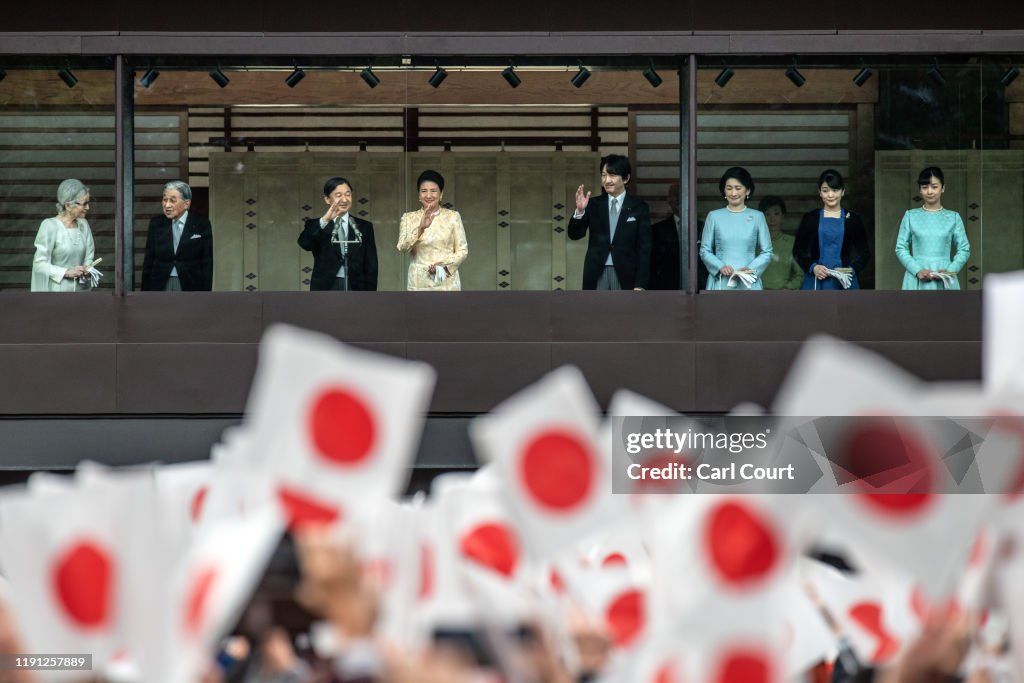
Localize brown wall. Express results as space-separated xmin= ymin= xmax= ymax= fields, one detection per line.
xmin=0 ymin=291 xmax=982 ymax=417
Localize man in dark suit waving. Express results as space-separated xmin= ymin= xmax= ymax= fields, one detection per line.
xmin=298 ymin=177 xmax=378 ymax=291
xmin=567 ymin=154 xmax=651 ymax=290
xmin=141 ymin=180 xmax=213 ymax=291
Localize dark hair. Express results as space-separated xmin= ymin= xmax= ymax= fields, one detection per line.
xmin=757 ymin=195 xmax=786 ymax=214
xmin=719 ymin=167 xmax=755 ymax=197
xmin=601 ymin=154 xmax=632 ymax=180
xmin=323 ymin=176 xmax=353 ymax=196
xmin=417 ymin=169 xmax=445 ymax=192
xmin=918 ymin=166 xmax=944 ymax=187
xmin=818 ymin=169 xmax=845 ymax=191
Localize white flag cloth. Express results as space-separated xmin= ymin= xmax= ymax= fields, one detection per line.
xmin=984 ymin=271 xmax=1024 ymax=395
xmin=136 ymin=507 xmax=283 ymax=683
xmin=244 ymin=324 xmax=435 ymax=530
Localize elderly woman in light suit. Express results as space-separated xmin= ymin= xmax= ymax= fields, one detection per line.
xmin=397 ymin=170 xmax=469 ymax=291
xmin=31 ymin=179 xmax=96 ymax=292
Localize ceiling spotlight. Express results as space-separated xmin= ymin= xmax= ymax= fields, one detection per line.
xmin=360 ymin=66 xmax=380 ymax=88
xmin=58 ymin=65 xmax=78 ymax=89
xmin=1001 ymin=65 xmax=1020 ymax=87
xmin=570 ymin=64 xmax=591 ymax=88
xmin=927 ymin=61 xmax=945 ymax=86
xmin=208 ymin=66 xmax=230 ymax=88
xmin=642 ymin=62 xmax=663 ymax=88
xmin=285 ymin=66 xmax=306 ymax=88
xmin=139 ymin=67 xmax=160 ymax=88
xmin=853 ymin=66 xmax=873 ymax=87
xmin=714 ymin=67 xmax=735 ymax=88
xmin=785 ymin=66 xmax=806 ymax=88
xmin=428 ymin=64 xmax=448 ymax=88
xmin=502 ymin=65 xmax=521 ymax=88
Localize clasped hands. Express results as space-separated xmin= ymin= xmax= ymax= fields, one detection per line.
xmin=916 ymin=268 xmax=954 ymax=281
xmin=64 ymin=265 xmax=90 ymax=280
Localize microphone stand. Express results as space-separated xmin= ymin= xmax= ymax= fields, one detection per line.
xmin=332 ymin=217 xmax=363 ymax=292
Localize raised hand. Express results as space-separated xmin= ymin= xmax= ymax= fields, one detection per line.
xmin=575 ymin=184 xmax=592 ymax=213
xmin=321 ymin=199 xmax=344 ymax=224
xmin=418 ymin=209 xmax=437 ymax=235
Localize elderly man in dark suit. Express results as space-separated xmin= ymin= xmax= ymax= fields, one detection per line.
xmin=567 ymin=154 xmax=651 ymax=290
xmin=141 ymin=180 xmax=213 ymax=291
xmin=298 ymin=176 xmax=378 ymax=291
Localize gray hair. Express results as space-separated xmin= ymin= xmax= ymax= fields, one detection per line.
xmin=56 ymin=178 xmax=89 ymax=213
xmin=163 ymin=180 xmax=192 ymax=201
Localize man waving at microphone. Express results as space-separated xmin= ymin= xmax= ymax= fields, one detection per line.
xmin=298 ymin=176 xmax=378 ymax=291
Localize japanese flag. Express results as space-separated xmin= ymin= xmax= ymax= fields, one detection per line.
xmin=471 ymin=366 xmax=623 ymax=561
xmin=0 ymin=486 xmax=128 ymax=679
xmin=800 ymin=558 xmax=920 ymax=667
xmin=153 ymin=461 xmax=214 ymax=530
xmin=135 ymin=506 xmax=283 ymax=683
xmin=983 ymin=271 xmax=1024 ymax=396
xmin=244 ymin=325 xmax=435 ymax=530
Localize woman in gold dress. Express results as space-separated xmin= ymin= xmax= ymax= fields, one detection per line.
xmin=397 ymin=170 xmax=469 ymax=291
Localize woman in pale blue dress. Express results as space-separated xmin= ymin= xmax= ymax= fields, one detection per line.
xmin=700 ymin=167 xmax=773 ymax=291
xmin=895 ymin=166 xmax=970 ymax=291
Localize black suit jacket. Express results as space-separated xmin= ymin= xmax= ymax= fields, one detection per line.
xmin=649 ymin=216 xmax=681 ymax=290
xmin=793 ymin=209 xmax=871 ymax=275
xmin=567 ymin=192 xmax=651 ymax=290
xmin=141 ymin=211 xmax=213 ymax=291
xmin=298 ymin=216 xmax=378 ymax=291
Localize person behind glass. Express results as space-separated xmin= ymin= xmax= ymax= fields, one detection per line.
xmin=298 ymin=177 xmax=378 ymax=291
xmin=568 ymin=154 xmax=651 ymax=290
xmin=793 ymin=170 xmax=871 ymax=290
xmin=397 ymin=170 xmax=469 ymax=291
xmin=31 ymin=178 xmax=97 ymax=292
xmin=895 ymin=166 xmax=970 ymax=290
xmin=699 ymin=167 xmax=773 ymax=290
xmin=141 ymin=180 xmax=213 ymax=291
xmin=758 ymin=195 xmax=802 ymax=290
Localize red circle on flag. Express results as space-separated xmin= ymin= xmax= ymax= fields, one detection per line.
xmin=277 ymin=486 xmax=342 ymax=530
xmin=838 ymin=418 xmax=935 ymax=518
xmin=52 ymin=540 xmax=113 ymax=629
xmin=418 ymin=543 xmax=434 ymax=601
xmin=848 ymin=602 xmax=900 ymax=662
xmin=605 ymin=588 xmax=645 ymax=647
xmin=460 ymin=521 xmax=520 ymax=578
xmin=654 ymin=660 xmax=680 ymax=683
xmin=704 ymin=500 xmax=780 ymax=588
xmin=715 ymin=649 xmax=772 ymax=683
xmin=602 ymin=552 xmax=628 ymax=568
xmin=184 ymin=566 xmax=218 ymax=637
xmin=190 ymin=486 xmax=209 ymax=523
xmin=520 ymin=430 xmax=594 ymax=512
xmin=308 ymin=388 xmax=377 ymax=466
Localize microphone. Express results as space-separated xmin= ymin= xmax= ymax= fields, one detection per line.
xmin=352 ymin=223 xmax=363 ymax=243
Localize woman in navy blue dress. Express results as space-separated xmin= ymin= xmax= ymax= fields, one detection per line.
xmin=793 ymin=169 xmax=871 ymax=290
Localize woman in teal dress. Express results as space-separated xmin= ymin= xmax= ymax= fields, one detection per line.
xmin=895 ymin=166 xmax=970 ymax=290
xmin=699 ymin=167 xmax=773 ymax=291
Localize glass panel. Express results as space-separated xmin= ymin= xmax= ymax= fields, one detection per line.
xmin=130 ymin=57 xmax=686 ymax=291
xmin=696 ymin=57 xmax=984 ymax=291
xmin=0 ymin=59 xmax=116 ymax=292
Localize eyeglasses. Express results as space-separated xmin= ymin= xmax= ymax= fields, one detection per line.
xmin=70 ymin=201 xmax=92 ymax=208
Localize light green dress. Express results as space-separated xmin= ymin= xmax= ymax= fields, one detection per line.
xmin=895 ymin=208 xmax=970 ymax=291
xmin=761 ymin=232 xmax=802 ymax=290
